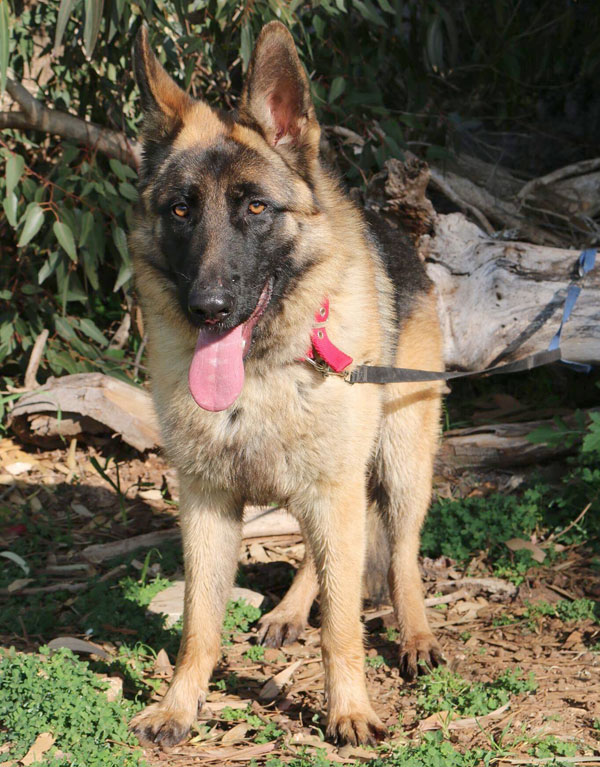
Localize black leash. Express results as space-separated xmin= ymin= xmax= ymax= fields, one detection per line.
xmin=343 ymin=247 xmax=596 ymax=385
xmin=347 ymin=348 xmax=562 ymax=385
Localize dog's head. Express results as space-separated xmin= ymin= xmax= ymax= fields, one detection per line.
xmin=133 ymin=23 xmax=323 ymax=410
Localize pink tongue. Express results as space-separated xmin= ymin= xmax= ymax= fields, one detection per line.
xmin=188 ymin=325 xmax=245 ymax=412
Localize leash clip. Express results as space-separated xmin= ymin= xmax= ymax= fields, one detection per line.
xmin=303 ymin=355 xmax=347 ymax=379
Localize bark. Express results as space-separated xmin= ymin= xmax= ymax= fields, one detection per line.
xmin=422 ymin=213 xmax=600 ymax=370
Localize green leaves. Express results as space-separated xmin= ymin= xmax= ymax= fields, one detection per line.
xmin=2 ymin=192 xmax=17 ymax=227
xmin=83 ymin=0 xmax=104 ymax=58
xmin=5 ymin=154 xmax=24 ymax=196
xmin=54 ymin=0 xmax=105 ymax=58
xmin=328 ymin=76 xmax=346 ymax=104
xmin=0 ymin=0 xmax=10 ymax=95
xmin=17 ymin=204 xmax=45 ymax=247
xmin=54 ymin=0 xmax=79 ymax=52
xmin=582 ymin=412 xmax=600 ymax=455
xmin=53 ymin=220 xmax=78 ymax=261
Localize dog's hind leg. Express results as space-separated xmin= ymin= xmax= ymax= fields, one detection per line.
xmin=257 ymin=540 xmax=319 ymax=647
xmin=130 ymin=476 xmax=242 ymax=747
xmin=379 ymin=294 xmax=445 ymax=681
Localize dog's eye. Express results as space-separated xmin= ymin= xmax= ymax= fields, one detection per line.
xmin=248 ymin=201 xmax=266 ymax=215
xmin=172 ymin=203 xmax=190 ymax=219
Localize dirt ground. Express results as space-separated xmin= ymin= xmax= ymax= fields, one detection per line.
xmin=1 ymin=435 xmax=600 ymax=765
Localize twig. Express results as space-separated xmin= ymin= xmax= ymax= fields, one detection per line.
xmin=546 ymin=503 xmax=591 ymax=543
xmin=495 ymin=758 xmax=600 ymax=765
xmin=24 ymin=329 xmax=49 ymax=390
xmin=133 ymin=335 xmax=147 ymax=380
xmin=545 ymin=582 xmax=578 ymax=601
xmin=109 ymin=312 xmax=131 ymax=350
xmin=435 ymin=577 xmax=517 ymax=599
xmin=425 ymin=588 xmax=470 ymax=607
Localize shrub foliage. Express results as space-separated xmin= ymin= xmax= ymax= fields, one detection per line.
xmin=1 ymin=0 xmax=599 ymax=383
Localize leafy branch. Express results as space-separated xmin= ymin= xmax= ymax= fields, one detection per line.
xmin=2 ymin=73 xmax=140 ymax=167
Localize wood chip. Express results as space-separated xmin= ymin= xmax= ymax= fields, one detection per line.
xmin=248 ymin=542 xmax=271 ymax=563
xmin=154 ymin=648 xmax=173 ymax=677
xmin=4 ymin=461 xmax=34 ymax=476
xmin=100 ymin=676 xmax=123 ymax=702
xmin=418 ymin=702 xmax=510 ymax=731
xmin=220 ymin=722 xmax=249 ymax=745
xmin=21 ymin=732 xmax=55 ymax=765
xmin=138 ymin=488 xmax=163 ymax=501
xmin=436 ymin=577 xmax=517 ymax=599
xmin=505 ymin=538 xmax=546 ymax=563
xmin=260 ymin=659 xmax=303 ymax=701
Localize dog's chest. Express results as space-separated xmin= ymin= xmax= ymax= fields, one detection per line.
xmin=157 ymin=364 xmax=353 ymax=504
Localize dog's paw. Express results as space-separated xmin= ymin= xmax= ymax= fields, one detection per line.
xmin=327 ymin=708 xmax=387 ymax=746
xmin=399 ymin=633 xmax=445 ymax=682
xmin=257 ymin=612 xmax=305 ymax=647
xmin=129 ymin=703 xmax=195 ymax=747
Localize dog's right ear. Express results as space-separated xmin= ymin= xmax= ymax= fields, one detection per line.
xmin=134 ymin=26 xmax=192 ymax=139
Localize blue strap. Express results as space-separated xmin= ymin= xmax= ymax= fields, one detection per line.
xmin=549 ymin=248 xmax=597 ymax=372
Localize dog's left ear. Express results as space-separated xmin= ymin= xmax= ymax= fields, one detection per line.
xmin=239 ymin=22 xmax=320 ymax=163
xmin=134 ymin=25 xmax=192 ymax=141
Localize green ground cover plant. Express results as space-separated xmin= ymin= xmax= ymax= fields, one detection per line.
xmin=415 ymin=666 xmax=537 ymax=719
xmin=0 ymin=646 xmax=146 ymax=766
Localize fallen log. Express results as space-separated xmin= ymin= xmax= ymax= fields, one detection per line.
xmin=8 ymin=372 xmax=161 ymax=451
xmin=10 ymin=371 xmax=583 ymax=471
xmin=366 ymin=156 xmax=599 ymax=369
xmin=423 ymin=212 xmax=600 ymax=370
xmin=438 ymin=419 xmax=575 ymax=470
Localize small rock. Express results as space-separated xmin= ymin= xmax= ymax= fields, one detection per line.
xmin=5 ymin=461 xmax=33 ymax=476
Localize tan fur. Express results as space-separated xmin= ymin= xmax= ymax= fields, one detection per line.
xmin=129 ymin=21 xmax=443 ymax=749
xmin=173 ymin=102 xmax=227 ymax=149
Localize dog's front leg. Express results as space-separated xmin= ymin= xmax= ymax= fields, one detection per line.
xmin=298 ymin=479 xmax=387 ymax=746
xmin=130 ymin=477 xmax=242 ymax=747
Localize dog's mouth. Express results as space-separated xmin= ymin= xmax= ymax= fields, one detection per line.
xmin=188 ymin=278 xmax=273 ymax=412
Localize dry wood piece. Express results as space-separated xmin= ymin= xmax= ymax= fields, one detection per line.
xmin=24 ymin=329 xmax=49 ymax=390
xmin=428 ymin=153 xmax=565 ymax=246
xmin=519 ymin=157 xmax=600 ymax=219
xmin=243 ymin=506 xmax=300 ymax=538
xmin=259 ymin=659 xmax=304 ymax=701
xmin=82 ymin=530 xmax=180 ymax=564
xmin=417 ymin=702 xmax=510 ymax=732
xmin=9 ymin=373 xmax=160 ymax=451
xmin=435 ymin=576 xmax=517 ymax=600
xmin=81 ymin=507 xmax=299 ymax=565
xmin=365 ymin=153 xmax=436 ymax=237
xmin=422 ymin=214 xmax=600 ymax=370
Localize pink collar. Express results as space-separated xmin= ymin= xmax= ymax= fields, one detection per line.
xmin=304 ymin=298 xmax=353 ymax=373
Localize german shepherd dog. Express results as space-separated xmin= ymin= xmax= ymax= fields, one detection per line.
xmin=129 ymin=22 xmax=444 ymax=747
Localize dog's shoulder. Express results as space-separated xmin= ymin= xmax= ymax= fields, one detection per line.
xmin=363 ymin=210 xmax=431 ymax=328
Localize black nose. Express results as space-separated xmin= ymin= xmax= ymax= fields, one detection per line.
xmin=188 ymin=287 xmax=235 ymax=324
